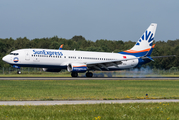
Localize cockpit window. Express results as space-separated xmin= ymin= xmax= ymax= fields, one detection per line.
xmin=10 ymin=53 xmax=19 ymax=55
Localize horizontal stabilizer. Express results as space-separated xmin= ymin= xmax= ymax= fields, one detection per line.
xmin=146 ymin=56 xmax=154 ymax=61
xmin=151 ymin=55 xmax=176 ymax=59
xmin=141 ymin=55 xmax=176 ymax=61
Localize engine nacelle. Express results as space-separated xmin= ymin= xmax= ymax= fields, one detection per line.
xmin=43 ymin=68 xmax=61 ymax=72
xmin=67 ymin=63 xmax=87 ymax=73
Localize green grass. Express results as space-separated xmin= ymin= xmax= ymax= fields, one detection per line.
xmin=1 ymin=73 xmax=179 ymax=78
xmin=1 ymin=71 xmax=179 ymax=77
xmin=0 ymin=74 xmax=71 ymax=77
xmin=0 ymin=70 xmax=71 ymax=77
xmin=0 ymin=103 xmax=178 ymax=120
xmin=1 ymin=68 xmax=179 ymax=77
xmin=1 ymin=80 xmax=179 ymax=100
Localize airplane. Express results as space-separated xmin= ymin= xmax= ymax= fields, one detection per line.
xmin=2 ymin=23 xmax=174 ymax=77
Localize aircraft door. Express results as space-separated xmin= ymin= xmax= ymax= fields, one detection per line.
xmin=25 ymin=51 xmax=30 ymax=60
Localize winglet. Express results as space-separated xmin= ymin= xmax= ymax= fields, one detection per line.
xmin=59 ymin=44 xmax=64 ymax=50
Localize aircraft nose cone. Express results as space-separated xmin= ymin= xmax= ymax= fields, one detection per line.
xmin=2 ymin=56 xmax=8 ymax=62
xmin=2 ymin=56 xmax=5 ymax=61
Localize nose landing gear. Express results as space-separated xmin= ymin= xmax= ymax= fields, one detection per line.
xmin=13 ymin=66 xmax=21 ymax=74
xmin=17 ymin=70 xmax=21 ymax=74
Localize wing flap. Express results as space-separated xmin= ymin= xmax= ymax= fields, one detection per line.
xmin=87 ymin=57 xmax=138 ymax=71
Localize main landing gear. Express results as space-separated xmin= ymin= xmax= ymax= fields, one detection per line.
xmin=86 ymin=72 xmax=93 ymax=77
xmin=71 ymin=72 xmax=78 ymax=77
xmin=71 ymin=72 xmax=93 ymax=77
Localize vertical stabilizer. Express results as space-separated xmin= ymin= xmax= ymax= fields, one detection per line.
xmin=120 ymin=23 xmax=157 ymax=56
xmin=131 ymin=23 xmax=157 ymax=51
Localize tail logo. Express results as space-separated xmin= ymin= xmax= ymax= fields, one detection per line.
xmin=136 ymin=30 xmax=154 ymax=47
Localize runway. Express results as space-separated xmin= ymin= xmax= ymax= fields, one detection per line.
xmin=1 ymin=99 xmax=179 ymax=105
xmin=0 ymin=77 xmax=179 ymax=80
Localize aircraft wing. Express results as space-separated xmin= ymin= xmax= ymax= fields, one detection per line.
xmin=86 ymin=57 xmax=139 ymax=71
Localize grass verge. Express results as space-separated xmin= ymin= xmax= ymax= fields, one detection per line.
xmin=1 ymin=73 xmax=179 ymax=77
xmin=1 ymin=80 xmax=179 ymax=100
xmin=0 ymin=102 xmax=178 ymax=120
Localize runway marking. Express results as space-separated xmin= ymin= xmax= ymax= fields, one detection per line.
xmin=1 ymin=100 xmax=179 ymax=105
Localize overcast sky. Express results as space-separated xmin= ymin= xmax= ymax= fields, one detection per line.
xmin=0 ymin=0 xmax=178 ymax=42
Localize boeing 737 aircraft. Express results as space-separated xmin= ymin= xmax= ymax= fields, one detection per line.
xmin=2 ymin=23 xmax=170 ymax=77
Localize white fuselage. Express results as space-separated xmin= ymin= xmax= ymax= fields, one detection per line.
xmin=2 ymin=49 xmax=139 ymax=70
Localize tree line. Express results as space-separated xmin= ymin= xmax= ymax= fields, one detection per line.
xmin=0 ymin=36 xmax=178 ymax=69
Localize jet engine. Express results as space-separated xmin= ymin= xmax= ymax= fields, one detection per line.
xmin=67 ymin=63 xmax=87 ymax=73
xmin=42 ymin=68 xmax=61 ymax=72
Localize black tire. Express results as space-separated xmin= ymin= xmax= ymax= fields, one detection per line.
xmin=71 ymin=72 xmax=78 ymax=77
xmin=17 ymin=71 xmax=21 ymax=74
xmin=86 ymin=72 xmax=93 ymax=77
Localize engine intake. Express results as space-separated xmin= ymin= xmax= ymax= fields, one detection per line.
xmin=67 ymin=63 xmax=87 ymax=73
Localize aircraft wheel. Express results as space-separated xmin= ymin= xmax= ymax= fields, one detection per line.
xmin=86 ymin=72 xmax=93 ymax=77
xmin=17 ymin=70 xmax=21 ymax=74
xmin=71 ymin=72 xmax=78 ymax=77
